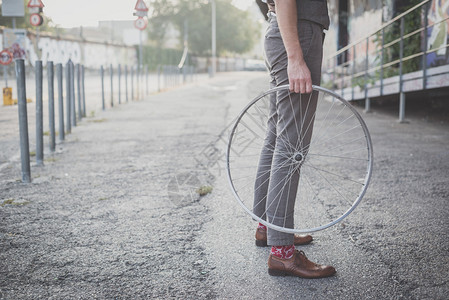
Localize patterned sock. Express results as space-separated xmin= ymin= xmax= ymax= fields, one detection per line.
xmin=271 ymin=245 xmax=295 ymax=259
xmin=257 ymin=223 xmax=267 ymax=231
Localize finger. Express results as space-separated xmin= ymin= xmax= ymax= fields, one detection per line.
xmin=305 ymin=81 xmax=312 ymax=94
xmin=295 ymin=81 xmax=301 ymax=94
xmin=299 ymin=79 xmax=305 ymax=94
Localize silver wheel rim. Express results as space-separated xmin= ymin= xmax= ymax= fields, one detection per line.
xmin=226 ymin=85 xmax=373 ymax=233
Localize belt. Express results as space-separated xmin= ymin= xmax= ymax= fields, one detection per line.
xmin=268 ymin=12 xmax=325 ymax=32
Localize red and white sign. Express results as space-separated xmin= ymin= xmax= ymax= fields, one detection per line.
xmin=30 ymin=13 xmax=43 ymax=26
xmin=134 ymin=17 xmax=148 ymax=30
xmin=135 ymin=0 xmax=148 ymax=11
xmin=134 ymin=10 xmax=148 ymax=17
xmin=0 ymin=50 xmax=13 ymax=65
xmin=27 ymin=0 xmax=44 ymax=8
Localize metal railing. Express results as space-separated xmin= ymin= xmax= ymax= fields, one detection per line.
xmin=11 ymin=60 xmax=198 ymax=183
xmin=324 ymin=0 xmax=448 ymax=122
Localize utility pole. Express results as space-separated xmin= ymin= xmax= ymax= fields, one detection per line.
xmin=211 ymin=0 xmax=216 ymax=77
xmin=134 ymin=0 xmax=149 ymax=99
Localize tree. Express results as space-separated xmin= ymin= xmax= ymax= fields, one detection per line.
xmin=148 ymin=0 xmax=260 ymax=56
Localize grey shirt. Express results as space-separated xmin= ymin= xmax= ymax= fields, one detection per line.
xmin=297 ymin=0 xmax=330 ymax=30
xmin=262 ymin=0 xmax=330 ymax=30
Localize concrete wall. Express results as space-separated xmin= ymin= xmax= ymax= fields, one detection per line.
xmin=1 ymin=27 xmax=137 ymax=69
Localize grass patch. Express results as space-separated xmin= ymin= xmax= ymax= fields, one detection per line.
xmin=44 ymin=131 xmax=59 ymax=136
xmin=90 ymin=118 xmax=107 ymax=123
xmin=196 ymin=186 xmax=213 ymax=196
xmin=1 ymin=199 xmax=30 ymax=207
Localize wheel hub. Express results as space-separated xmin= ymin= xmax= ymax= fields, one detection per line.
xmin=293 ymin=152 xmax=304 ymax=163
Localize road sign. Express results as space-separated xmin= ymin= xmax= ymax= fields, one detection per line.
xmin=30 ymin=13 xmax=43 ymax=26
xmin=135 ymin=0 xmax=148 ymax=12
xmin=134 ymin=17 xmax=148 ymax=30
xmin=28 ymin=7 xmax=41 ymax=14
xmin=0 ymin=50 xmax=13 ymax=65
xmin=27 ymin=0 xmax=44 ymax=8
xmin=134 ymin=10 xmax=148 ymax=18
xmin=2 ymin=0 xmax=25 ymax=17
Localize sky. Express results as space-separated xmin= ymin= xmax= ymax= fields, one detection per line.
xmin=40 ymin=0 xmax=253 ymax=28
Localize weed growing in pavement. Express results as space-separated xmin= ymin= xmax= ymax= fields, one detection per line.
xmin=91 ymin=118 xmax=107 ymax=123
xmin=196 ymin=186 xmax=213 ymax=196
xmin=1 ymin=199 xmax=30 ymax=207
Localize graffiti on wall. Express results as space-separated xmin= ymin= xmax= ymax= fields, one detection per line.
xmin=427 ymin=0 xmax=449 ymax=67
xmin=1 ymin=29 xmax=137 ymax=69
xmin=3 ymin=29 xmax=27 ymax=60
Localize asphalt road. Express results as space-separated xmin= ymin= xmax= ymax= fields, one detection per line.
xmin=0 ymin=71 xmax=448 ymax=299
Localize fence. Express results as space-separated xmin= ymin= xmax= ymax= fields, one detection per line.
xmin=324 ymin=0 xmax=449 ymax=122
xmin=8 ymin=59 xmax=197 ymax=183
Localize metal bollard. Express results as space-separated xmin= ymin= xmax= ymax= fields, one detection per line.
xmin=48 ymin=61 xmax=56 ymax=152
xmin=81 ymin=65 xmax=86 ymax=117
xmin=166 ymin=66 xmax=169 ymax=87
xmin=125 ymin=65 xmax=129 ymax=102
xmin=183 ymin=66 xmax=186 ymax=84
xmin=76 ymin=64 xmax=82 ymax=120
xmin=163 ymin=66 xmax=166 ymax=89
xmin=157 ymin=65 xmax=161 ymax=92
xmin=110 ymin=64 xmax=114 ymax=107
xmin=101 ymin=65 xmax=105 ymax=110
xmin=15 ymin=59 xmax=31 ymax=183
xmin=145 ymin=65 xmax=148 ymax=95
xmin=131 ymin=66 xmax=134 ymax=101
xmin=136 ymin=65 xmax=140 ymax=100
xmin=65 ymin=61 xmax=71 ymax=134
xmin=3 ymin=64 xmax=8 ymax=88
xmin=365 ymin=98 xmax=371 ymax=113
xmin=70 ymin=61 xmax=76 ymax=127
xmin=168 ymin=66 xmax=170 ymax=87
xmin=174 ymin=66 xmax=177 ymax=86
xmin=118 ymin=64 xmax=121 ymax=104
xmin=399 ymin=92 xmax=406 ymax=123
xmin=35 ymin=60 xmax=44 ymax=166
xmin=56 ymin=63 xmax=64 ymax=141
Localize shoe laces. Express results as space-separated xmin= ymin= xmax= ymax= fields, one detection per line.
xmin=297 ymin=250 xmax=320 ymax=267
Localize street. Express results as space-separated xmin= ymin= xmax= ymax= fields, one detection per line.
xmin=0 ymin=71 xmax=448 ymax=299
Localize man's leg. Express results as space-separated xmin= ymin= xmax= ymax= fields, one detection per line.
xmin=266 ymin=83 xmax=310 ymax=246
xmin=266 ymin=20 xmax=324 ymax=246
xmin=253 ymin=76 xmax=277 ymax=220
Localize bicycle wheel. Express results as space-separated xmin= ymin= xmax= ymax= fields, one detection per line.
xmin=226 ymin=85 xmax=373 ymax=233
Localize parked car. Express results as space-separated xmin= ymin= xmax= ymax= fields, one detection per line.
xmin=244 ymin=59 xmax=267 ymax=71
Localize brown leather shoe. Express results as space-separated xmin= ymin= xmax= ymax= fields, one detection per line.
xmin=268 ymin=250 xmax=336 ymax=278
xmin=255 ymin=227 xmax=313 ymax=247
